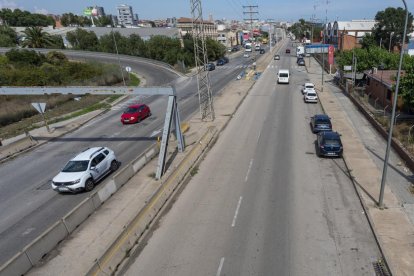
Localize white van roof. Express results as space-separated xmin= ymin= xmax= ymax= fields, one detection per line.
xmin=278 ymin=69 xmax=289 ymax=73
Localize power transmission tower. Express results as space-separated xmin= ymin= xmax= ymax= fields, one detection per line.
xmin=243 ymin=5 xmax=259 ymax=41
xmin=190 ymin=0 xmax=214 ymax=121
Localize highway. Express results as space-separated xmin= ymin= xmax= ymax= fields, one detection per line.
xmin=0 ymin=49 xmax=260 ymax=264
xmin=122 ymin=45 xmax=382 ymax=275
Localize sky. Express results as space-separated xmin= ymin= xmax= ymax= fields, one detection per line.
xmin=2 ymin=0 xmax=411 ymax=22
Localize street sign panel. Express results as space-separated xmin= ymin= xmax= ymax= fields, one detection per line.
xmin=31 ymin=102 xmax=46 ymax=113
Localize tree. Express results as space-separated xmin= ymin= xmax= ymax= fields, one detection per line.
xmin=21 ymin=26 xmax=54 ymax=48
xmin=0 ymin=8 xmax=54 ymax=26
xmin=397 ymin=56 xmax=414 ymax=111
xmin=360 ymin=33 xmax=376 ymax=49
xmin=66 ymin=28 xmax=98 ymax=50
xmin=5 ymin=49 xmax=46 ymax=66
xmin=0 ymin=25 xmax=17 ymax=47
xmin=60 ymin=13 xmax=91 ymax=27
xmin=372 ymin=7 xmax=413 ymax=51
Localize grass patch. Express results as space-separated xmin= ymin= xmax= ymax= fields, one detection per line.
xmin=127 ymin=73 xmax=140 ymax=86
xmin=190 ymin=166 xmax=199 ymax=177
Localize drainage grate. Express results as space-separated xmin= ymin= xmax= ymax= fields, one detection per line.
xmin=372 ymin=259 xmax=391 ymax=276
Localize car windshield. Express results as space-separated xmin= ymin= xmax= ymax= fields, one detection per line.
xmin=307 ymin=93 xmax=317 ymax=96
xmin=124 ymin=107 xmax=138 ymax=114
xmin=62 ymin=160 xmax=89 ymax=172
xmin=324 ymin=139 xmax=340 ymax=146
xmin=279 ymin=73 xmax=289 ymax=77
xmin=316 ymin=118 xmax=330 ymax=124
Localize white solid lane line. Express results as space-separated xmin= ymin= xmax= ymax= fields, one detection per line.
xmin=231 ymin=196 xmax=243 ymax=227
xmin=257 ymin=129 xmax=261 ymax=144
xmin=245 ymin=159 xmax=253 ymax=182
xmin=216 ymin=257 xmax=225 ymax=276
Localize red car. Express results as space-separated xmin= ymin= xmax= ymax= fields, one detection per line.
xmin=285 ymin=48 xmax=291 ymax=54
xmin=121 ymin=104 xmax=151 ymax=124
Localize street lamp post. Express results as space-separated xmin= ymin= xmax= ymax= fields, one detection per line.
xmin=379 ymin=0 xmax=408 ymax=208
xmin=389 ymin=31 xmax=395 ymax=52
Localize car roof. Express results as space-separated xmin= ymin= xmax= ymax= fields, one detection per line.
xmin=320 ymin=131 xmax=340 ymax=139
xmin=72 ymin=147 xmax=107 ymax=161
xmin=304 ymin=82 xmax=314 ymax=86
xmin=314 ymin=114 xmax=330 ymax=119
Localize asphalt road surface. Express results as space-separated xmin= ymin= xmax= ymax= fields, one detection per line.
xmin=0 ymin=49 xmax=259 ymax=264
xmin=122 ymin=46 xmax=382 ymax=275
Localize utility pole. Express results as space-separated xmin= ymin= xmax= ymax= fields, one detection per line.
xmin=243 ymin=5 xmax=259 ymax=42
xmin=321 ymin=0 xmax=330 ymax=93
xmin=190 ymin=0 xmax=214 ymax=121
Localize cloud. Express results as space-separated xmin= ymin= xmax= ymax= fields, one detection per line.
xmin=34 ymin=6 xmax=49 ymax=15
xmin=0 ymin=0 xmax=20 ymax=10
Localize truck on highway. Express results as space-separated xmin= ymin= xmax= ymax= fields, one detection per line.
xmin=296 ymin=46 xmax=305 ymax=57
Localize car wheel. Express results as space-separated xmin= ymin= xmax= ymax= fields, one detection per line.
xmin=110 ymin=160 xmax=119 ymax=172
xmin=84 ymin=178 xmax=94 ymax=192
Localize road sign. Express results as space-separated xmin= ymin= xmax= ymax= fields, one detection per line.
xmin=125 ymin=66 xmax=131 ymax=72
xmin=31 ymin=102 xmax=46 ymax=114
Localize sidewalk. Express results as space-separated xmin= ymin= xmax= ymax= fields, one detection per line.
xmin=306 ymin=58 xmax=414 ymax=275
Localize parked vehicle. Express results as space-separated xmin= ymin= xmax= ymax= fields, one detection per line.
xmin=274 ymin=54 xmax=280 ymax=60
xmin=259 ymin=49 xmax=265 ymax=54
xmin=204 ymin=62 xmax=216 ymax=71
xmin=216 ymin=59 xmax=225 ymax=66
xmin=304 ymin=91 xmax=318 ymax=103
xmin=311 ymin=114 xmax=332 ymax=133
xmin=277 ymin=69 xmax=290 ymax=84
xmin=302 ymin=82 xmax=315 ymax=94
xmin=297 ymin=58 xmax=305 ymax=66
xmin=316 ymin=131 xmax=343 ymax=157
xmin=51 ymin=147 xmax=119 ymax=193
xmin=121 ymin=104 xmax=151 ymax=124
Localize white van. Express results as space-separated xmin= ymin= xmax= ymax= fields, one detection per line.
xmin=277 ymin=69 xmax=290 ymax=84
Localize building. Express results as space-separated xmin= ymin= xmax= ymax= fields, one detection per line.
xmin=177 ymin=17 xmax=217 ymax=40
xmin=117 ymin=4 xmax=135 ymax=27
xmin=323 ymin=20 xmax=377 ymax=51
xmin=365 ymin=69 xmax=405 ymax=112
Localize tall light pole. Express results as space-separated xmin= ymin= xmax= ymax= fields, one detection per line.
xmin=389 ymin=31 xmax=395 ymax=52
xmin=379 ymin=0 xmax=408 ymax=208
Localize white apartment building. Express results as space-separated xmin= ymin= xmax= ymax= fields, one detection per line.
xmin=117 ymin=4 xmax=135 ymax=27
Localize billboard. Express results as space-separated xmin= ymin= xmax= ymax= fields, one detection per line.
xmin=83 ymin=8 xmax=92 ymax=16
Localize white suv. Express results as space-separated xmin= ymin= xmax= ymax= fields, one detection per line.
xmin=51 ymin=147 xmax=119 ymax=193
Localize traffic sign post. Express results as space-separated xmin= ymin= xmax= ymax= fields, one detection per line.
xmin=31 ymin=102 xmax=50 ymax=133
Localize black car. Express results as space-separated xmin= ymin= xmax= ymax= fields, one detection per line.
xmin=298 ymin=59 xmax=305 ymax=66
xmin=297 ymin=57 xmax=305 ymax=65
xmin=222 ymin=56 xmax=229 ymax=63
xmin=216 ymin=59 xmax=225 ymax=66
xmin=316 ymin=131 xmax=343 ymax=157
xmin=311 ymin=114 xmax=332 ymax=133
xmin=259 ymin=49 xmax=265 ymax=54
xmin=205 ymin=63 xmax=215 ymax=71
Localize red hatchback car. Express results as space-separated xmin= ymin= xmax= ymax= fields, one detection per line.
xmin=121 ymin=104 xmax=151 ymax=124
